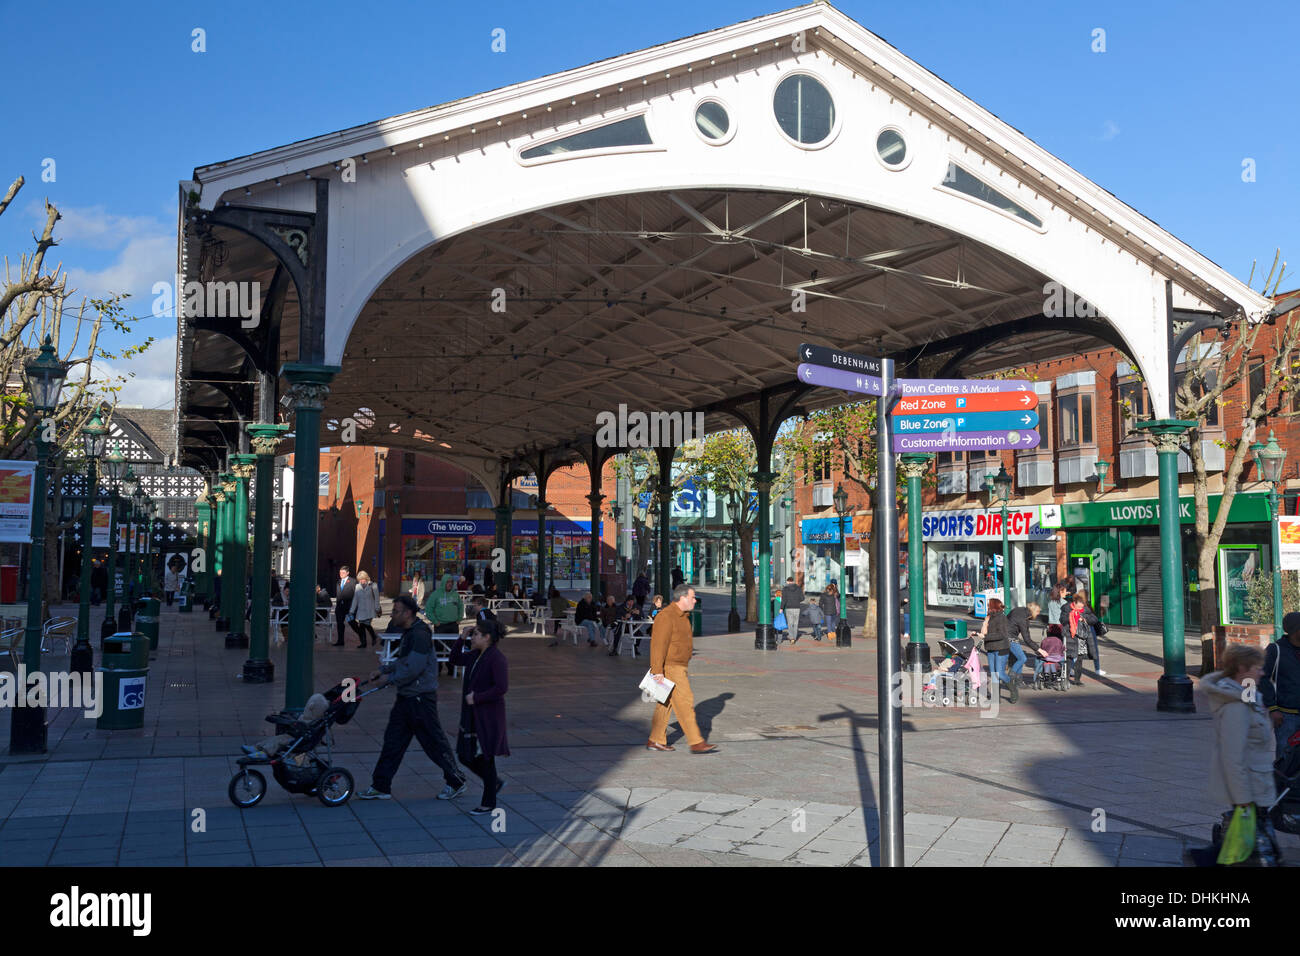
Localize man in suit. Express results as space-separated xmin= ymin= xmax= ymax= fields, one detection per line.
xmin=646 ymin=584 xmax=717 ymax=754
xmin=334 ymin=565 xmax=356 ymax=647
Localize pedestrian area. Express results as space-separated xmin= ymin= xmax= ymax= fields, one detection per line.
xmin=0 ymin=598 xmax=1291 ymax=867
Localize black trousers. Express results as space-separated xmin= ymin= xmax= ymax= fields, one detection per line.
xmin=463 ymin=753 xmax=498 ymax=808
xmin=350 ymin=619 xmax=377 ymax=647
xmin=371 ymin=694 xmax=464 ymax=794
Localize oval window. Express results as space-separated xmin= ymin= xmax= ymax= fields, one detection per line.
xmin=876 ymin=129 xmax=907 ymax=167
xmin=695 ymin=101 xmax=730 ymax=141
xmin=773 ymin=74 xmax=835 ymax=145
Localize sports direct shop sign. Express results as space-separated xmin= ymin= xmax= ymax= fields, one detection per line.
xmin=921 ymin=508 xmax=1054 ymax=542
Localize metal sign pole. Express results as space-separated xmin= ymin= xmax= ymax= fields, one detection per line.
xmin=876 ymin=357 xmax=904 ymax=865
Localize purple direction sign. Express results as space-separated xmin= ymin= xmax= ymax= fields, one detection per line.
xmin=796 ymin=362 xmax=882 ymax=396
xmin=892 ymin=429 xmax=1042 ymax=454
xmin=897 ymin=378 xmax=1033 ymax=397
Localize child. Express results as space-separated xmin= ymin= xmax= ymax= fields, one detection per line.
xmin=648 ymin=594 xmax=664 ymax=618
xmin=1038 ymin=624 xmax=1066 ymax=689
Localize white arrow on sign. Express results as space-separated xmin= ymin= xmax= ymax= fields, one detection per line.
xmin=803 ymin=347 xmax=812 ymax=359
xmin=1022 ymin=433 xmax=1035 ymax=444
xmin=803 ymin=367 xmax=813 ymax=380
xmin=1020 ymin=414 xmax=1033 ymax=424
xmin=1020 ymin=394 xmax=1035 ymax=406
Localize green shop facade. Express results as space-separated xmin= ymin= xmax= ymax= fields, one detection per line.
xmin=1061 ymin=492 xmax=1273 ymax=631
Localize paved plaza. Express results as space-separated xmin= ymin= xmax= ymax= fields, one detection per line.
xmin=0 ymin=591 xmax=1287 ymax=867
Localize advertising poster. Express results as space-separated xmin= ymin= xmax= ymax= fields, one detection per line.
xmin=91 ymin=505 xmax=112 ymax=548
xmin=930 ymin=548 xmax=980 ymax=608
xmin=0 ymin=460 xmax=36 ymax=542
xmin=1217 ymin=545 xmax=1260 ymax=626
xmin=1280 ymin=516 xmax=1300 ymax=571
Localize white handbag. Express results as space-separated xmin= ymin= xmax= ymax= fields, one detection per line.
xmin=638 ymin=669 xmax=675 ymax=704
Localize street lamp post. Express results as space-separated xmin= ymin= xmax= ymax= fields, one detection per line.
xmin=728 ymin=505 xmax=741 ymax=634
xmin=101 ymin=444 xmax=124 ymax=639
xmin=10 ymin=336 xmax=69 ymax=755
xmin=986 ymin=466 xmax=1013 ymax=606
xmin=1253 ymin=431 xmax=1288 ymax=642
xmin=833 ymin=482 xmax=852 ymax=647
xmin=72 ymin=408 xmax=107 ymax=674
xmin=119 ymin=465 xmax=139 ymax=630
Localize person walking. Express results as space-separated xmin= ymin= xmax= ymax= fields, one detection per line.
xmin=358 ymin=595 xmax=469 ymax=801
xmin=449 ymin=615 xmax=510 ymax=815
xmin=575 ymin=591 xmax=602 ymax=646
xmin=780 ymin=576 xmax=803 ymax=644
xmin=671 ymin=565 xmax=685 ymax=591
xmin=978 ymin=597 xmax=1013 ymax=698
xmin=1261 ymin=611 xmax=1300 ymax=754
xmin=333 ymin=565 xmax=357 ymax=647
xmin=1066 ymin=592 xmax=1106 ymax=682
xmin=426 ymin=573 xmax=465 ymax=675
xmin=350 ymin=571 xmax=380 ymax=649
xmin=1046 ymin=585 xmax=1066 ymax=630
xmin=409 ymin=570 xmax=426 ymax=609
xmin=646 ymin=584 xmax=717 ymax=754
xmin=821 ymin=581 xmax=841 ymax=641
xmin=1004 ymin=601 xmax=1044 ymax=701
xmin=1200 ymin=643 xmax=1281 ymax=865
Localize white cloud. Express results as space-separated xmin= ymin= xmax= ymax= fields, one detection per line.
xmin=94 ymin=335 xmax=177 ymax=410
xmin=37 ymin=203 xmax=166 ymax=250
xmin=1100 ymin=120 xmax=1120 ymax=142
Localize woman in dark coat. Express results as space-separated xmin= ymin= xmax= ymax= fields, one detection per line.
xmin=978 ymin=597 xmax=1013 ymax=699
xmin=450 ymin=616 xmax=509 ymax=815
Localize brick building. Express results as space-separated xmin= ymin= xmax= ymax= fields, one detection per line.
xmin=297 ymin=446 xmax=617 ymax=597
xmin=794 ymin=297 xmax=1299 ymax=632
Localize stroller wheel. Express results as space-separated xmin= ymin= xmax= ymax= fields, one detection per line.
xmin=941 ymin=696 xmax=951 ymax=707
xmin=969 ymin=695 xmax=980 ymax=706
xmin=1211 ymin=822 xmax=1223 ymax=845
xmin=228 ymin=769 xmax=267 ymax=808
xmin=924 ymin=691 xmax=937 ymax=704
xmin=316 ymin=767 xmax=355 ymax=806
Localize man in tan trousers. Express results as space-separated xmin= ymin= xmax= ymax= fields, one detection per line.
xmin=646 ymin=584 xmax=718 ymax=754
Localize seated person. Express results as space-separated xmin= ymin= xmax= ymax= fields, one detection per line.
xmin=241 ymin=693 xmax=329 ymax=758
xmin=608 ymin=596 xmax=642 ymax=656
xmin=599 ymin=594 xmax=620 ymax=644
xmin=648 ymin=594 xmax=664 ymax=619
xmin=923 ymin=652 xmax=968 ymax=691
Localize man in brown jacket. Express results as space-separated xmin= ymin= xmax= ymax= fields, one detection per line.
xmin=646 ymin=584 xmax=718 ymax=754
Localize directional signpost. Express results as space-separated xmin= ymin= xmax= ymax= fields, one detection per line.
xmin=792 ymin=344 xmax=1047 ymax=869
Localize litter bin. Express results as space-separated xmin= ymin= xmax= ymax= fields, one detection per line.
xmin=0 ymin=565 xmax=16 ymax=603
xmin=943 ymin=619 xmax=968 ymax=644
xmin=136 ymin=597 xmax=161 ymax=651
xmin=98 ymin=632 xmax=149 ymax=730
xmin=690 ymin=608 xmax=703 ymax=637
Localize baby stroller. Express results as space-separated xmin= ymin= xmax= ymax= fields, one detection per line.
xmin=1034 ymin=627 xmax=1069 ymax=691
xmin=923 ymin=638 xmax=982 ymax=707
xmin=227 ymin=677 xmax=386 ymax=808
xmin=1269 ymin=727 xmax=1300 ymax=835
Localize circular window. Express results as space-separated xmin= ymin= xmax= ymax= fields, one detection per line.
xmin=876 ymin=128 xmax=908 ymax=168
xmin=695 ymin=100 xmax=731 ymax=143
xmin=773 ymin=74 xmax=836 ymax=146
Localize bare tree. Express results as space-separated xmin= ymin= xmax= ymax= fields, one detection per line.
xmin=1174 ymin=252 xmax=1298 ymax=668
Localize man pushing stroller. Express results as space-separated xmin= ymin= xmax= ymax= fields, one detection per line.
xmin=357 ymin=594 xmax=468 ymax=801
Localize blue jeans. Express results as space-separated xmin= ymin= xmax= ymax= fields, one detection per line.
xmin=987 ymin=651 xmax=1008 ymax=684
xmin=580 ymin=619 xmax=601 ymax=643
xmin=1275 ymin=712 xmax=1300 ymax=756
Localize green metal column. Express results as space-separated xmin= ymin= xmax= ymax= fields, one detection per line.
xmin=1271 ymin=488 xmax=1284 ymax=642
xmin=9 ymin=421 xmax=53 ymax=754
xmin=1001 ymin=503 xmax=1011 ymax=607
xmin=194 ymin=495 xmax=211 ymax=608
xmin=214 ymin=475 xmax=233 ymax=630
xmin=245 ymin=424 xmax=286 ymax=681
xmin=1141 ymin=420 xmax=1196 ymax=712
xmin=494 ymin=503 xmax=513 ymax=592
xmin=226 ymin=456 xmax=255 ymax=647
xmin=75 ymin=457 xmax=98 ymax=664
xmin=282 ymin=364 xmax=339 ymax=711
xmin=586 ymin=490 xmax=604 ymax=599
xmin=900 ymin=454 xmax=932 ymax=672
xmin=656 ymin=447 xmax=674 ymax=599
xmin=102 ymin=492 xmax=118 ymax=637
xmin=755 ymin=472 xmax=776 ymax=649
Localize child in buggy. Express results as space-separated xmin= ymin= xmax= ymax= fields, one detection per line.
xmin=923 ymin=638 xmax=982 ymax=706
xmin=228 ymin=676 xmax=387 ymax=808
xmin=1034 ymin=625 xmax=1069 ymax=691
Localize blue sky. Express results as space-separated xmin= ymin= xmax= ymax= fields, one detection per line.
xmin=2 ymin=0 xmax=1295 ymax=408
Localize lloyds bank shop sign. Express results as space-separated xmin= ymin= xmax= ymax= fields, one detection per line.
xmin=1060 ymin=493 xmax=1270 ymax=528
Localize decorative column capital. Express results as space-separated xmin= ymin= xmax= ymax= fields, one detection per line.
xmin=899 ymin=453 xmax=933 ymax=481
xmin=1138 ymin=419 xmax=1195 ymax=455
xmin=534 ymin=499 xmax=550 ymax=512
xmin=281 ymin=363 xmax=340 ymax=415
xmin=229 ymin=454 xmax=257 ymax=482
xmin=752 ymin=470 xmax=776 ymax=494
xmin=585 ymin=491 xmax=606 ymax=507
xmin=212 ymin=489 xmax=227 ymax=504
xmin=247 ymin=422 xmax=289 ymax=457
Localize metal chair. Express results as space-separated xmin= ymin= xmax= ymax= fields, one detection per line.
xmin=41 ymin=617 xmax=76 ymax=655
xmin=0 ymin=626 xmax=22 ymax=670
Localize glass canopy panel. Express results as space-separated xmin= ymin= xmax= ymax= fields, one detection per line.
xmin=521 ymin=115 xmax=653 ymax=159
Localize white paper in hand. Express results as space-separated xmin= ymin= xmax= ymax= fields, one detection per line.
xmin=638 ymin=669 xmax=675 ymax=704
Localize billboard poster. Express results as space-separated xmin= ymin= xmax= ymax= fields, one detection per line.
xmin=91 ymin=505 xmax=112 ymax=548
xmin=0 ymin=460 xmax=36 ymax=542
xmin=1217 ymin=545 xmax=1260 ymax=626
xmin=929 ymin=548 xmax=980 ymax=608
xmin=1280 ymin=516 xmax=1300 ymax=571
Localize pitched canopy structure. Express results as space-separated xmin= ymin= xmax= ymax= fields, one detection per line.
xmin=175 ymin=2 xmax=1269 ymax=496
